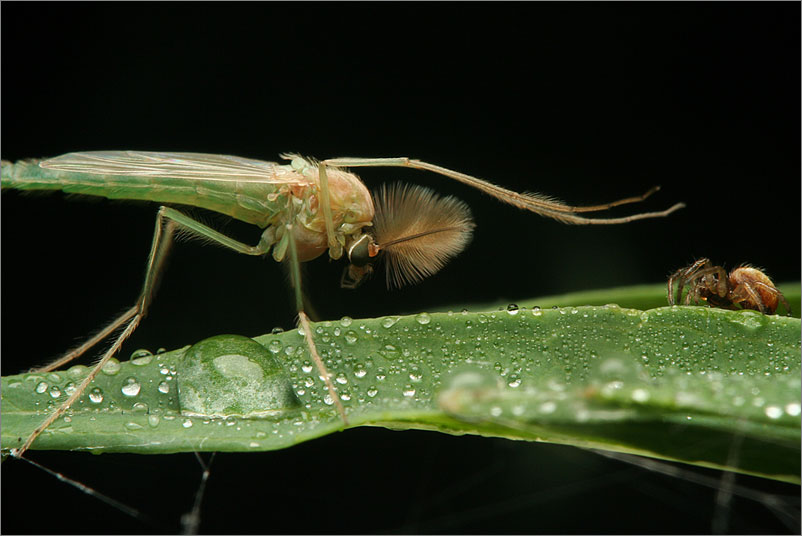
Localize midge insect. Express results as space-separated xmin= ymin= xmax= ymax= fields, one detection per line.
xmin=1 ymin=151 xmax=686 ymax=456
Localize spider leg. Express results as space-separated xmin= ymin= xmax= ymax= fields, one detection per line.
xmin=752 ymin=281 xmax=792 ymax=316
xmin=731 ymin=282 xmax=768 ymax=314
xmin=669 ymin=258 xmax=710 ymax=305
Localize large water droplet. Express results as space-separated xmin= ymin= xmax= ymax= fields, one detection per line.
xmin=340 ymin=316 xmax=353 ymax=327
xmin=35 ymin=381 xmax=48 ymax=394
xmin=178 ymin=334 xmax=301 ymax=418
xmin=415 ymin=312 xmax=431 ymax=325
xmin=158 ymin=381 xmax=170 ymax=394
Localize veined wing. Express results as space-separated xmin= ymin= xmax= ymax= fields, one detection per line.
xmin=39 ymin=151 xmax=312 ymax=185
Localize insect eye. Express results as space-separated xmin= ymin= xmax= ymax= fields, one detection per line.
xmin=347 ymin=235 xmax=374 ymax=267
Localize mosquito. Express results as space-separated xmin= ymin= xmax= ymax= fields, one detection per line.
xmin=1 ymin=151 xmax=685 ymax=457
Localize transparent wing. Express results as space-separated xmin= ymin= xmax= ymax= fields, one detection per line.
xmin=39 ymin=151 xmax=312 ymax=185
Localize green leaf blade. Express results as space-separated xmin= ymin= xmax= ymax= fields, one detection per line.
xmin=2 ymin=285 xmax=799 ymax=482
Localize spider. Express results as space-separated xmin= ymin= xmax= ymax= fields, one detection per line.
xmin=667 ymin=258 xmax=791 ymax=315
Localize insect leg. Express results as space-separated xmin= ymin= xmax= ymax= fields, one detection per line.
xmin=284 ymin=222 xmax=348 ymax=425
xmin=324 ymin=157 xmax=685 ymax=224
xmin=12 ymin=207 xmax=273 ymax=458
xmin=316 ymin=161 xmax=339 ymax=258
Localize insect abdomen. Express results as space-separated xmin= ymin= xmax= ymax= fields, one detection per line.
xmin=1 ymin=158 xmax=283 ymax=227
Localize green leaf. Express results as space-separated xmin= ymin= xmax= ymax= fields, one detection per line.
xmin=2 ymin=284 xmax=800 ymax=483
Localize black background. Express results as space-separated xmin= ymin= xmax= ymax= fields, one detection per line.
xmin=2 ymin=2 xmax=800 ymax=534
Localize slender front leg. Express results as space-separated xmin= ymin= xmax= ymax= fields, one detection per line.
xmin=11 ymin=207 xmax=272 ymax=458
xmin=324 ymin=157 xmax=684 ymax=224
xmin=284 ymin=222 xmax=348 ymax=425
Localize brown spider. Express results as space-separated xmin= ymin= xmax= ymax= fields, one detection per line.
xmin=667 ymin=258 xmax=791 ymax=315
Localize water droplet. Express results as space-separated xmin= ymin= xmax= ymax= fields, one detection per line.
xmin=531 ymin=306 xmax=542 ymax=317
xmin=158 ymin=381 xmax=170 ymax=394
xmin=88 ymin=388 xmax=104 ymax=404
xmin=507 ymin=376 xmax=522 ymax=388
xmin=271 ymin=326 xmax=285 ymax=334
xmin=323 ymin=394 xmax=334 ymax=406
xmin=765 ymin=406 xmax=783 ymax=419
xmin=729 ymin=310 xmax=766 ymax=330
xmin=130 ymin=348 xmax=153 ymax=359
xmin=506 ymin=304 xmax=519 ymax=315
xmin=367 ymin=386 xmax=378 ymax=398
xmin=148 ymin=415 xmax=161 ymax=427
xmin=301 ymin=362 xmax=313 ymax=373
xmin=340 ymin=316 xmax=353 ymax=327
xmin=35 ymin=381 xmax=48 ymax=394
xmin=121 ymin=377 xmax=141 ymax=397
xmin=344 ymin=330 xmax=358 ymax=344
xmin=67 ymin=364 xmax=88 ymax=379
xmin=632 ymin=388 xmax=650 ymax=402
xmin=335 ymin=373 xmax=348 ymax=385
xmin=402 ymin=385 xmax=416 ymax=397
xmin=415 ymin=312 xmax=431 ymax=325
xmin=49 ymin=385 xmax=62 ymax=398
xmin=539 ymin=401 xmax=556 ymax=414
xmin=182 ymin=418 xmax=194 ymax=428
xmin=785 ymin=403 xmax=801 ymax=416
xmin=354 ymin=364 xmax=367 ymax=378
xmin=101 ymin=358 xmax=121 ymax=375
xmin=132 ymin=402 xmax=149 ymax=413
xmin=64 ymin=382 xmax=77 ymax=395
xmin=381 ymin=316 xmax=399 ymax=328
xmin=268 ymin=340 xmax=282 ymax=354
xmin=409 ymin=367 xmax=423 ymax=382
xmin=381 ymin=344 xmax=399 ymax=358
xmin=124 ymin=421 xmax=144 ymax=431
